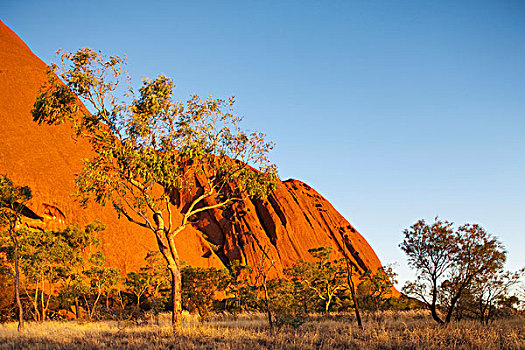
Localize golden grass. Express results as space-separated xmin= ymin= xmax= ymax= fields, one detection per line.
xmin=0 ymin=311 xmax=524 ymax=349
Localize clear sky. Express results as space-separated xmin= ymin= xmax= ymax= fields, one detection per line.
xmin=3 ymin=0 xmax=524 ymax=287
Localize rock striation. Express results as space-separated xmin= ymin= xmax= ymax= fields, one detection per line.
xmin=0 ymin=19 xmax=383 ymax=276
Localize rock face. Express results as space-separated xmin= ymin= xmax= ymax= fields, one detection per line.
xmin=0 ymin=19 xmax=383 ymax=276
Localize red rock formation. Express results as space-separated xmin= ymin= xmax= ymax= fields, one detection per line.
xmin=0 ymin=19 xmax=384 ymax=278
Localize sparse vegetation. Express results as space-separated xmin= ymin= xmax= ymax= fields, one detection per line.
xmin=0 ymin=45 xmax=519 ymax=347
xmin=0 ymin=311 xmax=524 ymax=349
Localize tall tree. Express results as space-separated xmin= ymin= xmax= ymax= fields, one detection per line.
xmin=32 ymin=48 xmax=277 ymax=328
xmin=0 ymin=175 xmax=32 ymax=330
xmin=400 ymin=218 xmax=506 ymax=324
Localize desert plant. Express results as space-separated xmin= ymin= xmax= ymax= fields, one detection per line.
xmin=285 ymin=247 xmax=347 ymax=314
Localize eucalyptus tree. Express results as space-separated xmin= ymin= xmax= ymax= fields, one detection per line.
xmin=357 ymin=265 xmax=397 ymax=312
xmin=286 ymin=247 xmax=347 ymax=314
xmin=181 ymin=265 xmax=227 ymax=321
xmin=32 ymin=48 xmax=278 ymax=328
xmin=19 ymin=228 xmax=74 ymax=322
xmin=0 ymin=175 xmax=32 ymax=330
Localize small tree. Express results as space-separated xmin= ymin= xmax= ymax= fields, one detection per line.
xmin=83 ymin=250 xmax=121 ymax=320
xmin=221 ymin=261 xmax=256 ymax=315
xmin=358 ymin=265 xmax=397 ymax=312
xmin=57 ymin=222 xmax=106 ymax=319
xmin=465 ymin=268 xmax=524 ymax=323
xmin=181 ymin=265 xmax=226 ymax=321
xmin=32 ymin=48 xmax=278 ymax=328
xmin=140 ymin=251 xmax=170 ymax=322
xmin=285 ymin=247 xmax=346 ymax=314
xmin=0 ymin=175 xmax=32 ymax=330
xmin=18 ymin=228 xmax=76 ymax=322
xmin=125 ymin=271 xmax=150 ymax=311
xmin=400 ymin=218 xmax=506 ymax=324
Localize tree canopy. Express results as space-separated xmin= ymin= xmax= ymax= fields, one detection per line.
xmin=400 ymin=218 xmax=506 ymax=324
xmin=32 ymin=48 xmax=278 ymax=327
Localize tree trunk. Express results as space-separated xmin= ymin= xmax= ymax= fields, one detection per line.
xmin=12 ymin=233 xmax=24 ymax=331
xmin=445 ymin=287 xmax=466 ymax=323
xmin=90 ymin=291 xmax=102 ymax=320
xmin=32 ymin=287 xmax=40 ymax=322
xmin=262 ymin=281 xmax=273 ymax=334
xmin=169 ymin=263 xmax=182 ymax=329
xmin=40 ymin=273 xmax=45 ymax=322
xmin=429 ymin=303 xmax=444 ymax=324
xmin=430 ymin=281 xmax=444 ymax=324
xmin=44 ymin=286 xmax=53 ymax=322
xmin=345 ymin=260 xmax=362 ymax=328
xmin=153 ymin=213 xmax=183 ymax=330
xmin=325 ymin=294 xmax=332 ymax=314
xmin=342 ymin=235 xmax=363 ymax=328
xmin=75 ymin=298 xmax=79 ymax=319
xmin=83 ymin=295 xmax=91 ymax=320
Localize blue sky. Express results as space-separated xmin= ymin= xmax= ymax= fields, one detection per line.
xmin=3 ymin=0 xmax=524 ymax=286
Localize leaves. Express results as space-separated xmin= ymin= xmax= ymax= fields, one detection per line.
xmin=0 ymin=175 xmax=32 ymax=229
xmin=400 ymin=218 xmax=507 ymax=323
xmin=285 ymin=247 xmax=347 ymax=313
xmin=32 ymin=47 xmax=279 ymax=326
xmin=32 ymin=48 xmax=278 ymax=237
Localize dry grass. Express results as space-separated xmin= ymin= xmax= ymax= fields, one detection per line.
xmin=0 ymin=311 xmax=524 ymax=349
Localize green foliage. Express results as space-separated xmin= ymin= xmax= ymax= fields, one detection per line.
xmin=32 ymin=48 xmax=278 ymax=326
xmin=32 ymin=48 xmax=278 ymax=224
xmin=140 ymin=251 xmax=170 ymax=316
xmin=0 ymin=175 xmax=33 ymax=328
xmin=357 ymin=266 xmax=397 ymax=311
xmin=0 ymin=176 xmax=32 ymax=221
xmin=124 ymin=250 xmax=170 ymax=315
xmin=285 ymin=247 xmax=347 ymax=314
xmin=0 ymin=221 xmax=111 ymax=322
xmin=181 ymin=265 xmax=228 ymax=320
xmin=19 ymin=229 xmax=73 ymax=283
xmin=264 ymin=277 xmax=317 ymax=320
xmin=83 ymin=251 xmax=121 ymax=320
xmin=219 ymin=261 xmax=258 ymax=314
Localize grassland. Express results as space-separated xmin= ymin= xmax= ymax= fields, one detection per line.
xmin=0 ymin=311 xmax=524 ymax=349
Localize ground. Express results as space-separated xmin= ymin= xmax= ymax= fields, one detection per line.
xmin=0 ymin=311 xmax=524 ymax=349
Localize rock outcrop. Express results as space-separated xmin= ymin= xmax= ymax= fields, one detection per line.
xmin=0 ymin=19 xmax=383 ymax=276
